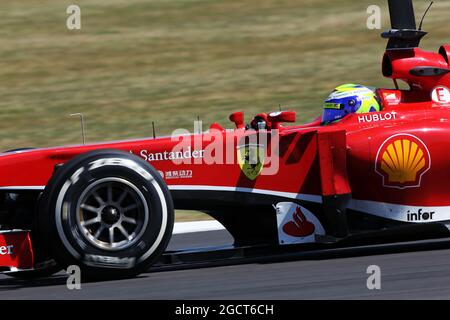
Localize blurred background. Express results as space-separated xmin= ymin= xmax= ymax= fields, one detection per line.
xmin=0 ymin=0 xmax=449 ymax=150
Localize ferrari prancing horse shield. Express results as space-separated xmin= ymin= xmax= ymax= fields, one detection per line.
xmin=237 ymin=144 xmax=265 ymax=180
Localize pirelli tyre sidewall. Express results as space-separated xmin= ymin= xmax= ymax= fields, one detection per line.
xmin=39 ymin=150 xmax=174 ymax=280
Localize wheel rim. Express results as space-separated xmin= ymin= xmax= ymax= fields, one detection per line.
xmin=76 ymin=177 xmax=149 ymax=251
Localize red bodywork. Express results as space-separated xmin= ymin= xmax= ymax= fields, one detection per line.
xmin=0 ymin=36 xmax=449 ymax=270
xmin=0 ymin=231 xmax=34 ymax=271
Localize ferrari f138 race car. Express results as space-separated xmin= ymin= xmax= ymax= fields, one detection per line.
xmin=0 ymin=0 xmax=450 ymax=280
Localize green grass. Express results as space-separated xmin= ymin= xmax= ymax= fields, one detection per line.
xmin=175 ymin=210 xmax=213 ymax=222
xmin=0 ymin=0 xmax=448 ymax=221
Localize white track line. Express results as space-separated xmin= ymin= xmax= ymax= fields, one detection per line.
xmin=173 ymin=220 xmax=225 ymax=234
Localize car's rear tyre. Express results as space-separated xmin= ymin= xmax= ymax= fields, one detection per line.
xmin=38 ymin=149 xmax=174 ymax=280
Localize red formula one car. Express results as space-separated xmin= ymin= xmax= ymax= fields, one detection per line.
xmin=0 ymin=0 xmax=449 ymax=280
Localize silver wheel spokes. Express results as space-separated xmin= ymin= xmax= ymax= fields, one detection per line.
xmin=77 ymin=180 xmax=147 ymax=251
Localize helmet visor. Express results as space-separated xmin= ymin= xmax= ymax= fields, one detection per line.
xmin=322 ymin=103 xmax=347 ymax=125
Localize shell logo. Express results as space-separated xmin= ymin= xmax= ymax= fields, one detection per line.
xmin=375 ymin=134 xmax=431 ymax=189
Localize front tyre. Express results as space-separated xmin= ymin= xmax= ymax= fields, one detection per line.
xmin=39 ymin=150 xmax=174 ymax=280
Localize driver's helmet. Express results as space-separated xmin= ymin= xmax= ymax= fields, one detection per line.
xmin=322 ymin=84 xmax=381 ymax=125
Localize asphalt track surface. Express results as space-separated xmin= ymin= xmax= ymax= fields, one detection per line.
xmin=2 ymin=230 xmax=450 ymax=299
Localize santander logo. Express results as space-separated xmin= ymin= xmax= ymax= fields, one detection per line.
xmin=282 ymin=207 xmax=315 ymax=237
xmin=0 ymin=245 xmax=13 ymax=255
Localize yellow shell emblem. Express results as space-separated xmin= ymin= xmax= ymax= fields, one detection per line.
xmin=375 ymin=134 xmax=430 ymax=189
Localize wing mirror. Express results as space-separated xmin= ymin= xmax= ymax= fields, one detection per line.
xmin=229 ymin=111 xmax=245 ymax=129
xmin=268 ymin=110 xmax=296 ymax=129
